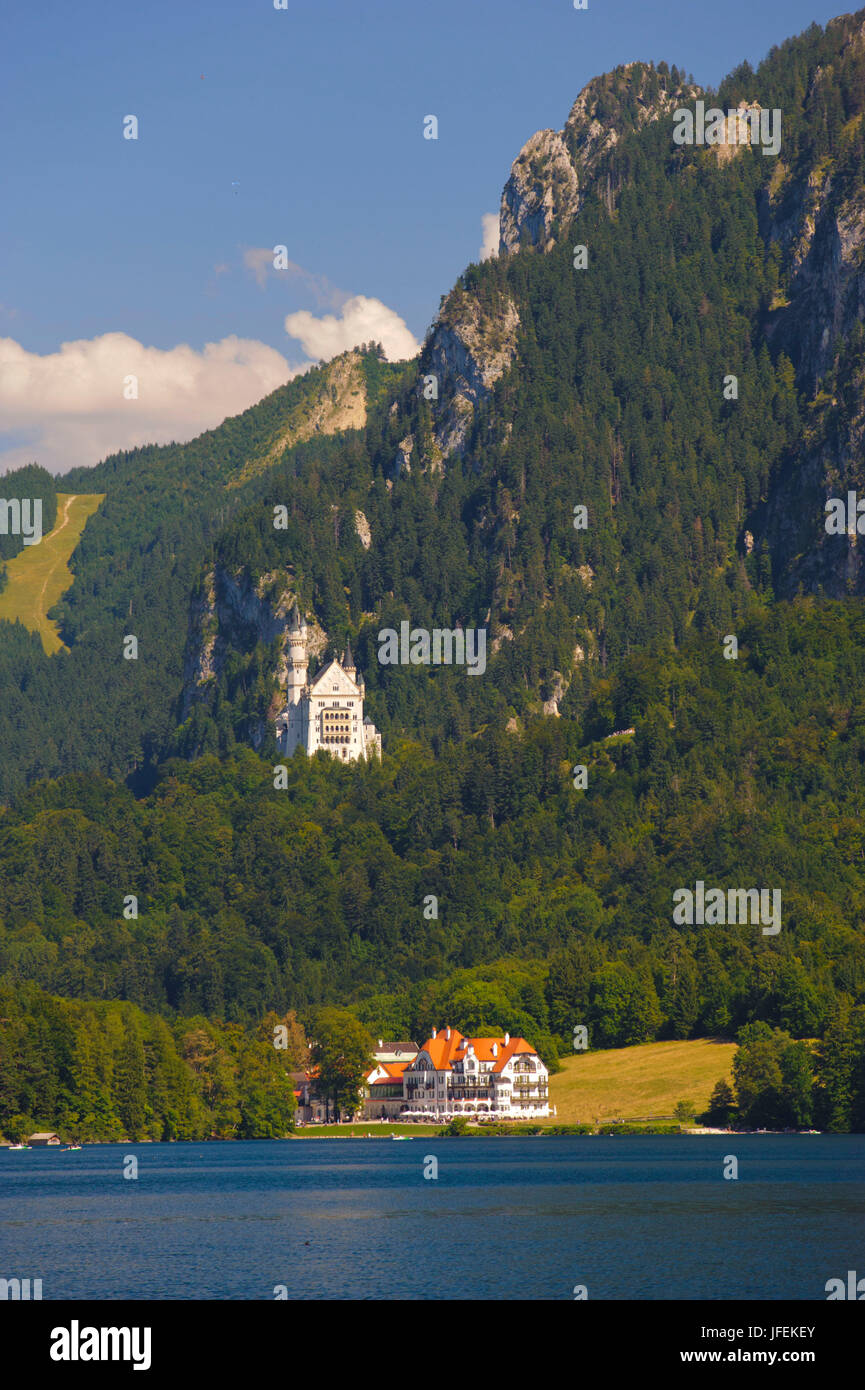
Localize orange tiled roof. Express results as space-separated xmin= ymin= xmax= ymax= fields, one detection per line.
xmin=415 ymin=1028 xmax=537 ymax=1073
xmin=369 ymin=1061 xmax=410 ymax=1085
xmin=420 ymin=1027 xmax=465 ymax=1071
xmin=365 ymin=1059 xmax=412 ymax=1084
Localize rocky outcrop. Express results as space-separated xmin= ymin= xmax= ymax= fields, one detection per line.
xmin=500 ymin=129 xmax=582 ymax=257
xmin=500 ymin=63 xmax=701 ymax=255
xmin=754 ymin=24 xmax=865 ymax=597
xmin=760 ymin=164 xmax=865 ymax=597
xmin=420 ymin=287 xmax=521 ymax=464
xmin=402 ymin=65 xmax=699 ymax=473
xmin=180 ymin=565 xmax=327 ymax=741
xmin=762 ymin=169 xmax=865 ymax=391
xmin=761 ymin=356 xmax=865 ymax=599
xmin=354 ymin=509 xmax=372 ymax=549
xmin=230 ymin=350 xmax=369 ymax=487
xmin=394 ymin=434 xmax=414 ymax=477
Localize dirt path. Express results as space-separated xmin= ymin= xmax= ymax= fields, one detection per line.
xmin=38 ymin=493 xmax=76 ymax=611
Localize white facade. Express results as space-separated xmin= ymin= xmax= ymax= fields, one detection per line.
xmin=275 ymin=604 xmax=381 ymax=762
xmin=401 ymin=1027 xmax=550 ymax=1120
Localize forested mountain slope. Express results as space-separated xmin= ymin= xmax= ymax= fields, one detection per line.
xmin=0 ymin=351 xmax=405 ymax=799
xmin=6 ymin=19 xmax=865 ymax=791
xmin=3 ymin=10 xmax=865 ymax=1130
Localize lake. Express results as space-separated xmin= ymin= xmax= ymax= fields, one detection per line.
xmin=1 ymin=1136 xmax=862 ymax=1300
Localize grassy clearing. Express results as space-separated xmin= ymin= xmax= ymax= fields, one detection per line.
xmin=0 ymin=493 xmax=105 ymax=654
xmin=549 ymin=1038 xmax=736 ymax=1124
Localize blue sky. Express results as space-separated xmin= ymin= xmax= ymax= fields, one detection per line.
xmin=0 ymin=0 xmax=848 ymax=472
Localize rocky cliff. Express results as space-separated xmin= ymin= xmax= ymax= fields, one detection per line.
xmin=229 ymin=349 xmax=370 ymax=488
xmin=417 ymin=284 xmax=521 ymax=468
xmin=180 ymin=565 xmax=327 ymax=745
xmin=500 ymin=62 xmax=701 ymax=255
xmin=752 ymin=15 xmax=865 ymax=596
xmin=407 ymin=63 xmax=701 ymax=476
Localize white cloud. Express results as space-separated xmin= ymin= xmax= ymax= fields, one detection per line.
xmin=480 ymin=212 xmax=499 ymax=262
xmin=0 ymin=333 xmax=305 ymax=476
xmin=0 ymin=275 xmax=422 ymax=474
xmin=243 ymin=247 xmax=347 ymax=308
xmin=284 ymin=295 xmax=420 ymax=363
xmin=243 ymin=246 xmax=274 ymax=290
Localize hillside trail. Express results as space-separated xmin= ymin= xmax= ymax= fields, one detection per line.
xmin=38 ymin=493 xmax=77 ymax=612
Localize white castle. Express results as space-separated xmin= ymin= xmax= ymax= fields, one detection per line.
xmin=275 ymin=602 xmax=381 ymax=762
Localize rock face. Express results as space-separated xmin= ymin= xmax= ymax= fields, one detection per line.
xmin=500 ymin=63 xmax=701 ymax=255
xmin=405 ymin=65 xmax=699 ymax=474
xmin=763 ymin=171 xmax=865 ymax=393
xmin=180 ymin=565 xmax=327 ymax=743
xmin=755 ymin=20 xmax=865 ymax=597
xmin=761 ymin=349 xmax=865 ymax=599
xmin=230 ymin=350 xmax=368 ymax=487
xmin=354 ymin=510 xmax=372 ymax=550
xmin=417 ymin=285 xmax=521 ymax=467
xmin=500 ymin=129 xmax=582 ymax=257
xmin=761 ymin=166 xmax=865 ymax=598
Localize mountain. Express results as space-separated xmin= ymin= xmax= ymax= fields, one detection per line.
xmin=0 ymin=349 xmax=407 ymax=798
xmin=3 ymin=10 xmax=865 ymax=1132
xmin=499 ymin=62 xmax=702 ymax=255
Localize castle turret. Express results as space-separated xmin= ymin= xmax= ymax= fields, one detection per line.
xmin=286 ymin=601 xmax=308 ymax=706
xmin=342 ymin=637 xmax=356 ymax=680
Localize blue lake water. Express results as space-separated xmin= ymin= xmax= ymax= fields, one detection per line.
xmin=1 ymin=1136 xmax=862 ymax=1300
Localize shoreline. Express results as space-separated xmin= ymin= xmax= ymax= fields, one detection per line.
xmin=1 ymin=1126 xmax=826 ymax=1146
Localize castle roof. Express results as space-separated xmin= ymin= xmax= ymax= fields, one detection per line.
xmin=309 ymin=658 xmax=361 ymax=695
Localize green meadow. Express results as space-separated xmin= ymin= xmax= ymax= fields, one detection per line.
xmin=0 ymin=493 xmax=105 ymax=654
xmin=549 ymin=1039 xmax=737 ymax=1125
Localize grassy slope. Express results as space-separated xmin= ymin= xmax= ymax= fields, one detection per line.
xmin=0 ymin=493 xmax=105 ymax=654
xmin=549 ymin=1039 xmax=736 ymax=1124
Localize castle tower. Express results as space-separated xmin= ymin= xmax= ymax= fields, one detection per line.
xmin=276 ymin=614 xmax=380 ymax=762
xmin=286 ymin=601 xmax=308 ymax=706
xmin=342 ymin=637 xmax=355 ymax=680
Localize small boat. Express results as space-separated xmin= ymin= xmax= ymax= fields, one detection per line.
xmin=8 ymin=1143 xmax=30 ymax=1150
xmin=61 ymin=1145 xmax=82 ymax=1151
xmin=391 ymin=1134 xmax=413 ymax=1141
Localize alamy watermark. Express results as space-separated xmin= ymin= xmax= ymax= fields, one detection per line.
xmin=673 ymin=101 xmax=781 ymax=157
xmin=50 ymin=1323 xmax=151 ymax=1370
xmin=1 ymin=1276 xmax=42 ymax=1299
xmin=825 ymin=491 xmax=865 ymax=536
xmin=673 ymin=880 xmax=781 ymax=935
xmin=0 ymin=498 xmax=42 ymax=545
xmin=378 ymin=621 xmax=486 ymax=675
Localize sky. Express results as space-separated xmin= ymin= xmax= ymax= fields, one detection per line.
xmin=0 ymin=0 xmax=849 ymax=474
